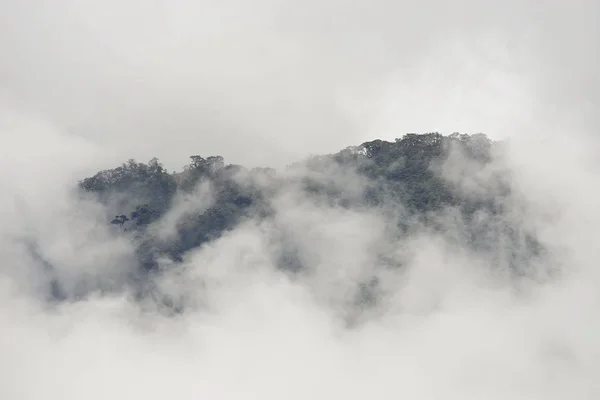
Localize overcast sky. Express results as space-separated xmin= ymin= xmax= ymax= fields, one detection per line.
xmin=1 ymin=0 xmax=597 ymax=170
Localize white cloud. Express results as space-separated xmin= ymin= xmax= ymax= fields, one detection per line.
xmin=1 ymin=1 xmax=599 ymax=398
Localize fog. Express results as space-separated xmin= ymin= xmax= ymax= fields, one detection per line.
xmin=2 ymin=0 xmax=598 ymax=167
xmin=1 ymin=0 xmax=600 ymax=399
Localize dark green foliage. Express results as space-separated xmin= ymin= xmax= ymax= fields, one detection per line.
xmin=130 ymin=204 xmax=156 ymax=226
xmin=300 ymin=132 xmax=493 ymax=214
xmin=78 ymin=132 xmax=539 ymax=279
xmin=111 ymin=214 xmax=129 ymax=227
xmin=80 ymin=158 xmax=177 ymax=219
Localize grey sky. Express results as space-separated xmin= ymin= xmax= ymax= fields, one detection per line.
xmin=1 ymin=0 xmax=598 ymax=170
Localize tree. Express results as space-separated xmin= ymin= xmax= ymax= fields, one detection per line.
xmin=111 ymin=214 xmax=129 ymax=227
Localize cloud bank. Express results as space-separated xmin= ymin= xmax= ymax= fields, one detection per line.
xmin=1 ymin=1 xmax=599 ymax=399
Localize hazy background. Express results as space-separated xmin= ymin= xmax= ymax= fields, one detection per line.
xmin=1 ymin=0 xmax=598 ymax=169
xmin=1 ymin=1 xmax=600 ymax=399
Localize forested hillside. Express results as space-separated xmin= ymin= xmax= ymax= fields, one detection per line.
xmin=78 ymin=132 xmax=542 ymax=296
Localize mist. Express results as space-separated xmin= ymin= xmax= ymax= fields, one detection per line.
xmin=1 ymin=0 xmax=600 ymax=399
xmin=2 ymin=0 xmax=598 ymax=167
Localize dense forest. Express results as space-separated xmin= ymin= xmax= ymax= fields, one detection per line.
xmin=74 ymin=132 xmax=543 ymax=309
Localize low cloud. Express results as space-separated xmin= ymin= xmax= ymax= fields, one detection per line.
xmin=1 ymin=1 xmax=599 ymax=398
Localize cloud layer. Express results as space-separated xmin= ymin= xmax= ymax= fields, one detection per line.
xmin=1 ymin=1 xmax=599 ymax=399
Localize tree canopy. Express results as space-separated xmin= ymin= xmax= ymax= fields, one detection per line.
xmin=78 ymin=132 xmax=536 ymax=279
